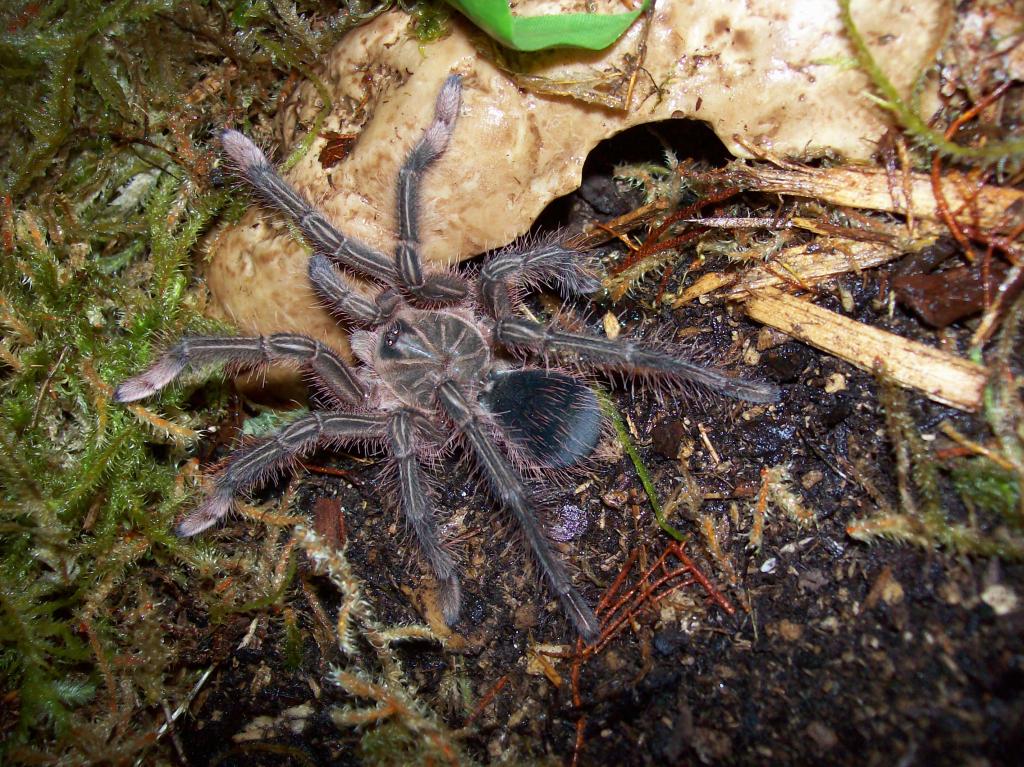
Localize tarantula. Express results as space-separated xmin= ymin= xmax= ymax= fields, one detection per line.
xmin=115 ymin=74 xmax=778 ymax=639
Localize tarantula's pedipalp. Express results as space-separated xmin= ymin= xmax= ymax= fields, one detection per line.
xmin=388 ymin=409 xmax=461 ymax=622
xmin=494 ymin=317 xmax=781 ymax=404
xmin=437 ymin=379 xmax=600 ymax=640
xmin=222 ymin=130 xmax=400 ymax=285
xmin=114 ymin=334 xmax=365 ymax=406
xmin=119 ymin=74 xmax=778 ymax=639
xmin=179 ymin=412 xmax=389 ymax=536
xmin=308 ymin=254 xmax=402 ymax=326
xmin=394 ymin=74 xmax=470 ymax=303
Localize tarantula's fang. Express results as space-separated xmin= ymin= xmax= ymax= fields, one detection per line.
xmin=482 ymin=369 xmax=602 ymax=469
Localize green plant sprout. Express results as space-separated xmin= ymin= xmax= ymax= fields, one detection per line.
xmin=598 ymin=391 xmax=685 ymax=542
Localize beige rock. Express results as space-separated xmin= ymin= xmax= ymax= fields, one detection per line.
xmin=206 ymin=1 xmax=949 ymax=350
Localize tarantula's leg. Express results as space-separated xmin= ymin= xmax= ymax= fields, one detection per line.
xmin=495 ymin=317 xmax=781 ymax=404
xmin=221 ymin=130 xmax=400 ymax=284
xmin=179 ymin=412 xmax=388 ymax=536
xmin=388 ymin=409 xmax=461 ymax=623
xmin=393 ymin=75 xmax=469 ymax=303
xmin=479 ymin=238 xmax=601 ymax=317
xmin=309 ymin=255 xmax=403 ymax=326
xmin=114 ymin=334 xmax=364 ymax=406
xmin=436 ymin=379 xmax=600 ymax=640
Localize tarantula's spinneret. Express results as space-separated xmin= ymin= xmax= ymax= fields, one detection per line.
xmin=116 ymin=74 xmax=779 ymax=640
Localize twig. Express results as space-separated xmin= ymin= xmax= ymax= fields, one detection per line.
xmin=464 ymin=675 xmax=509 ymax=726
xmin=671 ymin=238 xmax=902 ymax=307
xmin=565 ymin=539 xmax=733 ymax=766
xmin=713 ymin=164 xmax=1024 ymax=234
xmin=744 ymin=288 xmax=987 ymax=411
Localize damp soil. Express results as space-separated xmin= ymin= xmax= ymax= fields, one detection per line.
xmin=173 ymin=121 xmax=1024 ymax=766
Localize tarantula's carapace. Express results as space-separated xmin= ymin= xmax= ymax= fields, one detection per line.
xmin=115 ymin=75 xmax=779 ymax=640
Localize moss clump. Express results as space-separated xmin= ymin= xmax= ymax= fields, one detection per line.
xmin=950 ymin=457 xmax=1021 ymax=523
xmin=409 ymin=0 xmax=452 ymax=42
xmin=838 ymin=0 xmax=1024 ymax=166
xmin=847 ymin=371 xmax=1024 ymax=561
xmin=0 ymin=1 xmax=405 ymax=761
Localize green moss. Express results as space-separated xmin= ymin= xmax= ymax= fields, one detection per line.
xmin=282 ymin=608 xmax=305 ymax=671
xmin=0 ymin=1 xmax=400 ymax=761
xmin=359 ymin=722 xmax=428 ymax=766
xmin=951 ymin=457 xmax=1022 ymax=524
xmin=848 ymin=373 xmax=1024 ymax=560
xmin=409 ymin=0 xmax=451 ymax=42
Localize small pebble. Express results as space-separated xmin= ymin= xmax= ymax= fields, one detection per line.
xmin=801 ymin=470 xmax=824 ymax=490
xmin=824 ymin=373 xmax=846 ymax=393
xmin=777 ymin=619 xmax=803 ymax=641
xmin=651 ymin=419 xmax=687 ymax=459
xmin=981 ymin=583 xmax=1018 ymax=616
xmin=601 ymin=489 xmax=629 ymax=510
xmin=806 ymin=720 xmax=838 ymax=750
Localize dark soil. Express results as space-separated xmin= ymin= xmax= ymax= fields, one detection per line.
xmin=175 ymin=120 xmax=1024 ymax=767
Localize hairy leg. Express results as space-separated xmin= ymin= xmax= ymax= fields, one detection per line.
xmin=479 ymin=237 xmax=601 ymax=317
xmin=308 ymin=254 xmax=403 ymax=326
xmin=392 ymin=74 xmax=469 ymax=303
xmin=178 ymin=412 xmax=388 ymax=536
xmin=436 ymin=379 xmax=599 ymax=640
xmin=114 ymin=334 xmax=365 ymax=406
xmin=388 ymin=409 xmax=461 ymax=623
xmin=221 ymin=130 xmax=399 ymax=285
xmin=495 ymin=317 xmax=780 ymax=404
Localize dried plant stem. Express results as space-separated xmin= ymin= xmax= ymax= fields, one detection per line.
xmin=672 ymin=238 xmax=902 ymax=307
xmin=744 ymin=288 xmax=987 ymax=411
xmin=717 ymin=164 xmax=1024 ymax=234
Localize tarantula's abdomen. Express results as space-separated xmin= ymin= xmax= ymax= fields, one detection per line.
xmin=481 ymin=369 xmax=602 ymax=469
xmin=372 ymin=308 xmax=490 ymax=409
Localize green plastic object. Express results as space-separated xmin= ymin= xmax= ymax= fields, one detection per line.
xmin=444 ymin=0 xmax=649 ymax=51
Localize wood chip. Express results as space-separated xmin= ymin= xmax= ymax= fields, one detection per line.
xmin=744 ymin=288 xmax=988 ymax=411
